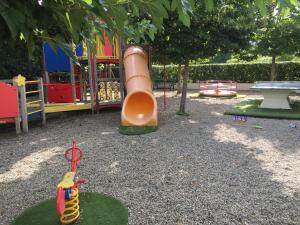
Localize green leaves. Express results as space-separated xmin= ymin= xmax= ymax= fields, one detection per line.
xmin=0 ymin=1 xmax=25 ymax=39
xmin=152 ymin=0 xmax=258 ymax=65
xmin=125 ymin=19 xmax=157 ymax=43
xmin=170 ymin=0 xmax=195 ymax=26
xmin=178 ymin=7 xmax=191 ymax=26
xmin=255 ymin=0 xmax=268 ymax=16
xmin=204 ymin=0 xmax=214 ymax=11
xmin=1 ymin=0 xmax=298 ymax=59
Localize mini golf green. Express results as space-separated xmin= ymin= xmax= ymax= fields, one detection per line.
xmin=11 ymin=192 xmax=128 ymax=225
xmin=119 ymin=126 xmax=157 ymax=135
xmin=225 ymin=99 xmax=300 ymax=119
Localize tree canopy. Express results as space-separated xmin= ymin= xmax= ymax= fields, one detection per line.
xmin=0 ymin=0 xmax=196 ymax=55
xmin=1 ymin=0 xmax=298 ymax=55
xmin=253 ymin=3 xmax=300 ymax=79
xmin=152 ymin=0 xmax=259 ymax=65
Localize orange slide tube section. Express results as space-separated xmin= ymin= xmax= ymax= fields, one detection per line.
xmin=121 ymin=46 xmax=158 ymax=127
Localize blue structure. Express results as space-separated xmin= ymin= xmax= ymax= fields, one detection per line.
xmin=43 ymin=43 xmax=84 ymax=72
xmin=43 ymin=43 xmax=71 ymax=72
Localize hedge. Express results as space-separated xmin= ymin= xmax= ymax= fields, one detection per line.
xmin=152 ymin=62 xmax=300 ymax=83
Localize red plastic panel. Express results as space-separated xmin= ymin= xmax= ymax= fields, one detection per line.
xmin=46 ymin=83 xmax=81 ymax=103
xmin=103 ymin=32 xmax=113 ymax=56
xmin=0 ymin=82 xmax=19 ymax=120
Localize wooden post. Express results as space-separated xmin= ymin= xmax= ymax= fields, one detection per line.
xmin=15 ymin=116 xmax=21 ymax=134
xmin=43 ymin=71 xmax=50 ymax=103
xmin=38 ymin=78 xmax=46 ymax=125
xmin=87 ymin=43 xmax=95 ymax=113
xmin=118 ymin=38 xmax=125 ymax=104
xmin=70 ymin=58 xmax=76 ymax=103
xmin=79 ymin=66 xmax=84 ymax=101
xmin=108 ymin=64 xmax=111 ymax=78
xmin=12 ymin=79 xmax=21 ymax=134
xmin=18 ymin=80 xmax=28 ymax=133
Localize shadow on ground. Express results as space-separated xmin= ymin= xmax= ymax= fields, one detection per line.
xmin=0 ymin=92 xmax=299 ymax=225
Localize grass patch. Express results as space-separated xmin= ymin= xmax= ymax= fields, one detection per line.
xmin=225 ymin=99 xmax=300 ymax=119
xmin=176 ymin=111 xmax=190 ymax=116
xmin=119 ymin=126 xmax=157 ymax=135
xmin=11 ymin=192 xmax=128 ymax=225
xmin=198 ymin=94 xmax=245 ymax=99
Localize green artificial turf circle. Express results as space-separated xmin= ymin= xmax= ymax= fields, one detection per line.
xmin=11 ymin=192 xmax=128 ymax=225
xmin=225 ymin=99 xmax=300 ymax=119
xmin=119 ymin=126 xmax=157 ymax=135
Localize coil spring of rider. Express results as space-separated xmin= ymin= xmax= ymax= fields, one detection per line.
xmin=60 ymin=188 xmax=80 ymax=224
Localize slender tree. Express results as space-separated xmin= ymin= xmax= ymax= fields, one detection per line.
xmin=255 ymin=7 xmax=300 ymax=80
xmin=152 ymin=0 xmax=259 ymax=113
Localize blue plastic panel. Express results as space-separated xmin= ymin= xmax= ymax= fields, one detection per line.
xmin=43 ymin=43 xmax=70 ymax=72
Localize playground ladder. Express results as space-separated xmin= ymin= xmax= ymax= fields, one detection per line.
xmin=14 ymin=75 xmax=46 ymax=133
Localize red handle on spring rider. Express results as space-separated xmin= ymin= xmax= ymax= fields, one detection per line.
xmin=64 ymin=140 xmax=83 ymax=172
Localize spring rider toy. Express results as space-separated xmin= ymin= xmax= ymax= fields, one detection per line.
xmin=56 ymin=140 xmax=84 ymax=224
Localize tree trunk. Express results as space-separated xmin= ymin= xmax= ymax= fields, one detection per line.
xmin=271 ymin=54 xmax=276 ymax=81
xmin=177 ymin=64 xmax=182 ymax=94
xmin=179 ymin=61 xmax=189 ymax=113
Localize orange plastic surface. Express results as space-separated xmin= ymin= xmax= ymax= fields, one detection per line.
xmin=121 ymin=46 xmax=157 ymax=126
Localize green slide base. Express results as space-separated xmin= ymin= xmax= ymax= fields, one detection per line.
xmin=225 ymin=100 xmax=300 ymax=120
xmin=11 ymin=192 xmax=128 ymax=225
xmin=119 ymin=126 xmax=157 ymax=135
xmin=176 ymin=111 xmax=190 ymax=116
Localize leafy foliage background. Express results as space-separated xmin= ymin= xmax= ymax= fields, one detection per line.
xmin=0 ymin=41 xmax=42 ymax=80
xmin=153 ymin=62 xmax=300 ymax=82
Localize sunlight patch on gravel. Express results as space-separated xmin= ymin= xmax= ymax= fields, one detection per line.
xmin=213 ymin=123 xmax=300 ymax=194
xmin=0 ymin=147 xmax=64 ymax=183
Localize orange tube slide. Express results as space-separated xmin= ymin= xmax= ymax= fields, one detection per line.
xmin=121 ymin=46 xmax=158 ymax=127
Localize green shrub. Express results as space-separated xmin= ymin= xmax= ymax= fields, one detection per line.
xmin=152 ymin=62 xmax=300 ymax=83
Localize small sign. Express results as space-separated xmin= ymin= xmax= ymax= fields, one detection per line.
xmin=233 ymin=115 xmax=248 ymax=123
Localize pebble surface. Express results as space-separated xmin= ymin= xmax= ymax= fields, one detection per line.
xmin=0 ymin=91 xmax=299 ymax=225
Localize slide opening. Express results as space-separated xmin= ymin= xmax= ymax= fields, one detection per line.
xmin=123 ymin=91 xmax=155 ymax=126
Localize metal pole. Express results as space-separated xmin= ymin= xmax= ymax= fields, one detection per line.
xmin=38 ymin=78 xmax=46 ymax=125
xmin=87 ymin=42 xmax=95 ymax=113
xmin=93 ymin=54 xmax=99 ymax=112
xmin=118 ymin=38 xmax=125 ymax=104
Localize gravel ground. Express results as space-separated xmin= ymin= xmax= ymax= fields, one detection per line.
xmin=0 ymin=91 xmax=299 ymax=225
